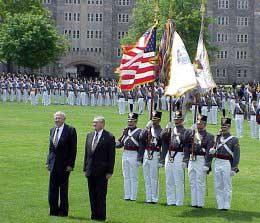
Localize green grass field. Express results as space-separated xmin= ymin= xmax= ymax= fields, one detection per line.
xmin=0 ymin=103 xmax=260 ymax=223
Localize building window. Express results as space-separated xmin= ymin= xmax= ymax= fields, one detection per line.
xmin=87 ymin=0 xmax=103 ymax=4
xmin=237 ymin=17 xmax=248 ymax=26
xmin=237 ymin=0 xmax=248 ymax=9
xmin=65 ymin=0 xmax=80 ymax=4
xmin=218 ymin=0 xmax=229 ymax=9
xmin=88 ymin=13 xmax=94 ymax=22
xmin=77 ymin=30 xmax=80 ymax=38
xmin=217 ymin=16 xmax=229 ymax=25
xmin=117 ymin=48 xmax=122 ymax=57
xmin=118 ymin=31 xmax=128 ymax=40
xmin=217 ymin=51 xmax=228 ymax=59
xmin=118 ymin=14 xmax=129 ymax=23
xmin=236 ymin=34 xmax=248 ymax=43
xmin=73 ymin=13 xmax=80 ymax=21
xmin=217 ymin=33 xmax=228 ymax=42
xmin=237 ymin=69 xmax=247 ymax=77
xmin=236 ymin=51 xmax=247 ymax=59
xmin=43 ymin=0 xmax=51 ymax=4
xmin=95 ymin=13 xmax=103 ymax=22
xmin=216 ymin=68 xmax=227 ymax=78
xmin=118 ymin=0 xmax=131 ymax=6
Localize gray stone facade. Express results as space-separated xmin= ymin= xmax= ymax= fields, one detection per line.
xmin=207 ymin=0 xmax=260 ymax=84
xmin=1 ymin=0 xmax=259 ymax=84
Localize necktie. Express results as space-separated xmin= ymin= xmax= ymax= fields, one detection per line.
xmin=92 ymin=132 xmax=99 ymax=151
xmin=53 ymin=128 xmax=59 ymax=147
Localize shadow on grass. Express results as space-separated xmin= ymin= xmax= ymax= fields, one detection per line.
xmin=68 ymin=215 xmax=89 ymax=221
xmin=68 ymin=215 xmax=123 ymax=223
xmin=178 ymin=208 xmax=260 ymax=222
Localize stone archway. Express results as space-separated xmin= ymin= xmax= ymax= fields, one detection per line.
xmin=65 ymin=60 xmax=102 ymax=78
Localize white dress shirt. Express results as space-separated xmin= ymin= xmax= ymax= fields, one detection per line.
xmin=53 ymin=123 xmax=64 ymax=144
xmin=92 ymin=129 xmax=104 ymax=149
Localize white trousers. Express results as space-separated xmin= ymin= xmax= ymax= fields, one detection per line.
xmin=188 ymin=156 xmax=207 ymax=207
xmin=161 ymin=96 xmax=167 ymax=110
xmin=165 ymin=152 xmax=184 ymax=206
xmin=10 ymin=89 xmax=14 ymax=102
xmin=118 ymin=98 xmax=126 ymax=115
xmin=138 ymin=98 xmax=144 ymax=114
xmin=201 ymin=106 xmax=208 ymax=117
xmin=81 ymin=92 xmax=87 ymax=106
xmin=42 ymin=92 xmax=49 ymax=106
xmin=2 ymin=89 xmax=7 ymax=102
xmin=211 ymin=106 xmax=218 ymax=125
xmin=143 ymin=151 xmax=159 ymax=203
xmin=250 ymin=115 xmax=257 ymax=138
xmin=90 ymin=94 xmax=95 ymax=106
xmin=16 ymin=89 xmax=21 ymax=102
xmin=68 ymin=92 xmax=75 ymax=106
xmin=122 ymin=150 xmax=139 ymax=201
xmin=235 ymin=114 xmax=244 ymax=138
xmin=54 ymin=94 xmax=58 ymax=104
xmin=60 ymin=91 xmax=65 ymax=105
xmin=213 ymin=159 xmax=232 ymax=210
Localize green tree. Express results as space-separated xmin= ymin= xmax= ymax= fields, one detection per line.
xmin=0 ymin=13 xmax=67 ymax=69
xmin=122 ymin=0 xmax=213 ymax=60
xmin=0 ymin=0 xmax=46 ymax=18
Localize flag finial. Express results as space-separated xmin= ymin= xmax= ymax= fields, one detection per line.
xmin=154 ymin=0 xmax=159 ymax=23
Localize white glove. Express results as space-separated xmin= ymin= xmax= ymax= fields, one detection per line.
xmin=182 ymin=162 xmax=187 ymax=169
xmin=158 ymin=163 xmax=164 ymax=168
xmin=146 ymin=120 xmax=153 ymax=128
xmin=137 ymin=161 xmax=142 ymax=167
xmin=166 ymin=122 xmax=173 ymax=129
xmin=209 ymin=148 xmax=216 ymax=155
xmin=191 ymin=124 xmax=197 ymax=131
xmin=202 ymin=166 xmax=209 ymax=172
xmin=230 ymin=171 xmax=236 ymax=176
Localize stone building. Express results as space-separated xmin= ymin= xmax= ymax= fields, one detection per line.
xmin=0 ymin=0 xmax=259 ymax=84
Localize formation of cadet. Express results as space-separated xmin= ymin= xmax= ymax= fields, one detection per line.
xmin=1 ymin=72 xmax=260 ymax=139
xmin=116 ymin=113 xmax=142 ymax=201
xmin=115 ymin=111 xmax=241 ymax=210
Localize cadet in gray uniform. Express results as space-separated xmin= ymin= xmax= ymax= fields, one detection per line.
xmin=139 ymin=111 xmax=162 ymax=204
xmin=183 ymin=115 xmax=214 ymax=208
xmin=116 ymin=113 xmax=142 ymax=201
xmin=161 ymin=110 xmax=191 ymax=206
xmin=209 ymin=118 xmax=240 ymax=210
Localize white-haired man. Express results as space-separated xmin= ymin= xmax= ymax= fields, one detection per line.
xmin=83 ymin=116 xmax=115 ymax=221
xmin=46 ymin=111 xmax=77 ymax=217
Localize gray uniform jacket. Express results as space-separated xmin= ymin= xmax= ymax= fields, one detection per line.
xmin=214 ymin=132 xmax=240 ymax=172
xmin=138 ymin=125 xmax=162 ymax=162
xmin=183 ymin=130 xmax=214 ymax=169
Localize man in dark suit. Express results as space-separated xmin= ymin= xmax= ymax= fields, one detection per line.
xmin=46 ymin=111 xmax=77 ymax=217
xmin=83 ymin=116 xmax=115 ymax=221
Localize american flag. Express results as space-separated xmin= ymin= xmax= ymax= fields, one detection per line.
xmin=119 ymin=27 xmax=157 ymax=91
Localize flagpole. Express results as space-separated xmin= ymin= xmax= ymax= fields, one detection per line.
xmin=149 ymin=0 xmax=160 ymax=120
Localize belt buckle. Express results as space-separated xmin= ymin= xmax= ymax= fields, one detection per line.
xmin=169 ymin=157 xmax=174 ymax=163
xmin=190 ymin=156 xmax=196 ymax=161
xmin=148 ymin=154 xmax=153 ymax=160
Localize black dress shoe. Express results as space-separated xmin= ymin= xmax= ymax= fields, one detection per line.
xmin=197 ymin=206 xmax=203 ymax=208
xmin=220 ymin=209 xmax=228 ymax=211
xmin=191 ymin=205 xmax=198 ymax=208
xmin=49 ymin=212 xmax=59 ymax=216
xmin=59 ymin=211 xmax=68 ymax=217
xmin=151 ymin=201 xmax=157 ymax=204
xmin=124 ymin=198 xmax=131 ymax=201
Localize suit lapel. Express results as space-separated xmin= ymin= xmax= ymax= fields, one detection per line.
xmin=50 ymin=127 xmax=56 ymax=146
xmin=88 ymin=132 xmax=95 ymax=154
xmin=94 ymin=130 xmax=105 ymax=153
xmin=57 ymin=124 xmax=67 ymax=147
